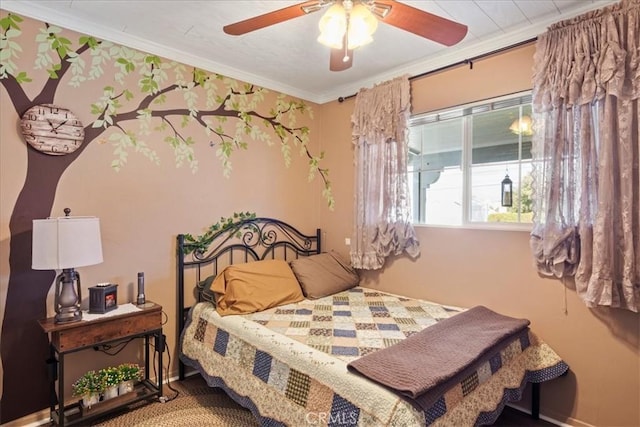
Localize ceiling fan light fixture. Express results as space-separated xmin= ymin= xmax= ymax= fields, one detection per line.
xmin=346 ymin=4 xmax=377 ymax=49
xmin=223 ymin=0 xmax=468 ymax=72
xmin=318 ymin=2 xmax=377 ymax=50
xmin=318 ymin=4 xmax=348 ymax=49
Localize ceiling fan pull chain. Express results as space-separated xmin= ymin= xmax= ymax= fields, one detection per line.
xmin=343 ymin=5 xmax=352 ymax=62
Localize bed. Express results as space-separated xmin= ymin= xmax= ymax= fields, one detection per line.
xmin=177 ymin=217 xmax=569 ymax=426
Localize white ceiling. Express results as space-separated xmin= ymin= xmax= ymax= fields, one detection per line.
xmin=2 ymin=0 xmax=617 ymax=104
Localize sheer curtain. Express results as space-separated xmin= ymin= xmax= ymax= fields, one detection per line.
xmin=350 ymin=75 xmax=420 ymax=270
xmin=530 ymin=0 xmax=639 ymax=311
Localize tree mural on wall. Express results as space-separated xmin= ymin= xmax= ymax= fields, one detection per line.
xmin=0 ymin=13 xmax=333 ymax=421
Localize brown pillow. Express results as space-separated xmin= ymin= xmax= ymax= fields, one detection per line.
xmin=197 ymin=275 xmax=216 ymax=304
xmin=212 ymin=259 xmax=304 ymax=316
xmin=289 ymin=251 xmax=359 ymax=299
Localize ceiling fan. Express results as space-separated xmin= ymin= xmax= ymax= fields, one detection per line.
xmin=223 ymin=0 xmax=468 ymax=72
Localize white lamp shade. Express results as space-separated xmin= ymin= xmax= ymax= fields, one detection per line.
xmin=32 ymin=216 xmax=103 ymax=270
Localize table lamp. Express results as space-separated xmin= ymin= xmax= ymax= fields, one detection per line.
xmin=32 ymin=208 xmax=103 ymax=323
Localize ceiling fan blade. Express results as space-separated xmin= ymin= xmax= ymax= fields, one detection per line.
xmin=330 ymin=48 xmax=353 ymax=72
xmin=374 ymin=1 xmax=468 ymax=46
xmin=223 ymin=1 xmax=326 ymax=35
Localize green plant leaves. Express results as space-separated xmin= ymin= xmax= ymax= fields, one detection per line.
xmin=183 ymin=211 xmax=257 ymax=255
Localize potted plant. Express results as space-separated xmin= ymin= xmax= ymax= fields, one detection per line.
xmin=72 ymin=370 xmax=102 ymax=408
xmin=117 ymin=363 xmax=143 ymax=395
xmin=98 ymin=366 xmax=122 ymax=400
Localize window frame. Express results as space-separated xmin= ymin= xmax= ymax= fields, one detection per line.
xmin=408 ymin=90 xmax=534 ymax=232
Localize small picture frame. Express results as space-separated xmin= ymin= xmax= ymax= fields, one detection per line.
xmin=89 ymin=284 xmax=118 ymax=314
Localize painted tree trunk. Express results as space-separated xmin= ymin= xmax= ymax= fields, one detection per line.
xmin=1 ymin=152 xmax=68 ymax=421
xmin=0 ymin=116 xmax=100 ymax=422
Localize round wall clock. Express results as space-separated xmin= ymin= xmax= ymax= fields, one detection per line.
xmin=20 ymin=104 xmax=85 ymax=155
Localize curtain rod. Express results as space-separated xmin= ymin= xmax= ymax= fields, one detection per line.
xmin=337 ymin=37 xmax=538 ymax=103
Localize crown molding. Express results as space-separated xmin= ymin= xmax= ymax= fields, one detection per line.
xmin=2 ymin=0 xmax=618 ymax=105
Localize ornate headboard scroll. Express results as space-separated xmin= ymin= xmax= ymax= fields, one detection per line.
xmin=176 ymin=217 xmax=321 ymax=379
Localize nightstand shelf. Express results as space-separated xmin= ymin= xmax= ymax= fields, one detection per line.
xmin=39 ymin=302 xmax=164 ymax=426
xmin=51 ymin=380 xmax=159 ymax=425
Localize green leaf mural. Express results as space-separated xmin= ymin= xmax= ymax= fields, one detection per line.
xmin=1 ymin=15 xmax=334 ymax=206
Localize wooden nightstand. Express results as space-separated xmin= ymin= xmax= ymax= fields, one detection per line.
xmin=38 ymin=302 xmax=164 ymax=426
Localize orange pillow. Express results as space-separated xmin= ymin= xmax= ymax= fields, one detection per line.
xmin=212 ymin=260 xmax=304 ymax=316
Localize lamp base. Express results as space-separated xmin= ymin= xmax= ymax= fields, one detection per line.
xmin=54 ymin=269 xmax=83 ymax=323
xmin=55 ymin=306 xmax=82 ymax=323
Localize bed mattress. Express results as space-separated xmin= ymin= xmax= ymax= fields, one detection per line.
xmin=180 ymin=287 xmax=568 ymax=426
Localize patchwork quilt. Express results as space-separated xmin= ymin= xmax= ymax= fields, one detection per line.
xmin=180 ymin=287 xmax=568 ymax=426
xmin=246 ymin=287 xmax=462 ymax=362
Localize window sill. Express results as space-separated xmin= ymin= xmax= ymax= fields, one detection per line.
xmin=413 ymin=222 xmax=533 ymax=233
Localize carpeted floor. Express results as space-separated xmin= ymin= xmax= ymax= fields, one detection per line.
xmin=92 ymin=376 xmax=258 ymax=426
xmin=92 ymin=375 xmax=554 ymax=426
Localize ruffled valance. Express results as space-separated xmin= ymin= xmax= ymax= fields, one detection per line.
xmin=533 ymin=0 xmax=640 ymax=110
xmin=351 ymin=75 xmax=411 ymax=145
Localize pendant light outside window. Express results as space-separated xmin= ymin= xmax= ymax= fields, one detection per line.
xmin=509 ymin=115 xmax=533 ymax=136
xmin=501 ymin=174 xmax=513 ymax=207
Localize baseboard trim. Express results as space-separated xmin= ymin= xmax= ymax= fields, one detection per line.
xmin=0 ymin=408 xmax=50 ymax=427
xmin=507 ymin=403 xmax=595 ymax=427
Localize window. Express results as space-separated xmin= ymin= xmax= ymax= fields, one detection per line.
xmin=408 ymin=92 xmax=533 ymax=227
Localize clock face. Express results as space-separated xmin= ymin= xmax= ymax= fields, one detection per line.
xmin=20 ymin=104 xmax=85 ymax=155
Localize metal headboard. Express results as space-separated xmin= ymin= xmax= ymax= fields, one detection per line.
xmin=176 ymin=217 xmax=321 ymax=379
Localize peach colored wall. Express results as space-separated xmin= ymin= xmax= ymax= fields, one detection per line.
xmin=318 ymin=44 xmax=639 ymax=427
